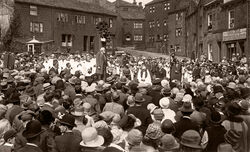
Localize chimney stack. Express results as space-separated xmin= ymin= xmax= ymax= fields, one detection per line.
xmin=133 ymin=0 xmax=137 ymax=5
xmin=138 ymin=2 xmax=142 ymax=7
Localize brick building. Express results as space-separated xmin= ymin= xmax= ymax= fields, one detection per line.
xmin=0 ymin=0 xmax=14 ymax=42
xmin=113 ymin=0 xmax=145 ymax=49
xmin=145 ymin=0 xmax=171 ymax=53
xmin=167 ymin=0 xmax=198 ymax=57
xmin=13 ymin=0 xmax=117 ymax=54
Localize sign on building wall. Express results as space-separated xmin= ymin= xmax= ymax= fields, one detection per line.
xmin=222 ymin=28 xmax=247 ymax=41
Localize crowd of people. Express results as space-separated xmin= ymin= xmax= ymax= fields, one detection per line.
xmin=0 ymin=48 xmax=249 ymax=152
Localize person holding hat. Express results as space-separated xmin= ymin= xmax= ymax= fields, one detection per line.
xmin=55 ymin=113 xmax=82 ymax=152
xmin=127 ymin=93 xmax=153 ymax=135
xmin=16 ymin=120 xmax=44 ymax=152
xmin=173 ymin=102 xmax=199 ymax=139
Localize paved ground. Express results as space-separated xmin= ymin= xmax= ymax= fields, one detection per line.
xmin=117 ymin=47 xmax=187 ymax=60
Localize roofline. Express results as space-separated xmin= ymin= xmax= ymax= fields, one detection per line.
xmin=168 ymin=7 xmax=188 ymax=14
xmin=145 ymin=0 xmax=166 ymax=6
xmin=15 ymin=1 xmax=117 ymax=17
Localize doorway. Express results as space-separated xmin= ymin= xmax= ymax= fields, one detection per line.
xmin=83 ymin=36 xmax=88 ymax=52
xmin=227 ymin=43 xmax=236 ymax=60
xmin=90 ymin=36 xmax=94 ymax=52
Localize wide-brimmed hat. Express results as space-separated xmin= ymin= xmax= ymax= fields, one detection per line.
xmin=80 ymin=127 xmax=104 ymax=147
xmin=145 ymin=122 xmax=164 ymax=140
xmin=159 ymin=97 xmax=170 ymax=109
xmin=59 ymin=113 xmax=76 ymax=127
xmin=227 ymin=82 xmax=237 ymax=90
xmin=118 ymin=76 xmax=129 ymax=84
xmin=209 ymin=111 xmax=224 ymax=124
xmin=158 ymin=134 xmax=179 ymax=151
xmin=4 ymin=129 xmax=17 ymax=142
xmin=134 ymin=93 xmax=145 ymax=103
xmin=213 ymin=85 xmax=224 ymax=94
xmin=43 ymin=83 xmax=52 ymax=91
xmin=147 ymin=103 xmax=158 ymax=113
xmin=182 ymin=94 xmax=192 ymax=102
xmin=25 ymin=86 xmax=35 ymax=96
xmin=179 ymin=102 xmax=194 ymax=113
xmin=180 ymin=130 xmax=202 ymax=149
xmin=22 ymin=120 xmax=44 ymax=139
xmin=85 ymin=85 xmax=96 ymax=93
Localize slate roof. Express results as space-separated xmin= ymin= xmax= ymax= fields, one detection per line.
xmin=14 ymin=0 xmax=117 ymax=16
xmin=145 ymin=0 xmax=166 ymax=6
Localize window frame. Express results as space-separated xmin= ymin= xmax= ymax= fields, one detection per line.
xmin=30 ymin=5 xmax=38 ymax=16
xmin=228 ymin=10 xmax=235 ymax=29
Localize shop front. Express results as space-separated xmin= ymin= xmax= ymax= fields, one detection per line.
xmin=222 ymin=28 xmax=247 ymax=60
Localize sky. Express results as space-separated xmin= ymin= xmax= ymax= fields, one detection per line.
xmin=108 ymin=0 xmax=152 ymax=6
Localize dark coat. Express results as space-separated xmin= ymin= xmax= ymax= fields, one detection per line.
xmin=204 ymin=125 xmax=227 ymax=152
xmin=96 ymin=51 xmax=106 ymax=75
xmin=155 ymin=68 xmax=166 ymax=79
xmin=55 ymin=132 xmax=82 ymax=152
xmin=148 ymin=85 xmax=163 ymax=107
xmin=173 ymin=117 xmax=200 ymax=139
xmin=127 ymin=106 xmax=153 ymax=135
xmin=170 ymin=63 xmax=182 ymax=81
xmin=16 ymin=144 xmax=43 ymax=152
xmin=39 ymin=125 xmax=57 ymax=152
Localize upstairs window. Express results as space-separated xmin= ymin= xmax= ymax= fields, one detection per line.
xmin=75 ymin=15 xmax=86 ymax=24
xmin=134 ymin=35 xmax=143 ymax=41
xmin=208 ymin=13 xmax=213 ymax=31
xmin=134 ymin=22 xmax=143 ymax=29
xmin=149 ymin=21 xmax=155 ymax=28
xmin=176 ymin=12 xmax=183 ymax=21
xmin=163 ymin=19 xmax=167 ymax=26
xmin=30 ymin=22 xmax=43 ymax=33
xmin=150 ymin=6 xmax=155 ymax=13
xmin=93 ymin=17 xmax=102 ymax=25
xmin=228 ymin=10 xmax=235 ymax=29
xmin=164 ymin=2 xmax=170 ymax=10
xmin=163 ymin=34 xmax=168 ymax=41
xmin=156 ymin=20 xmax=160 ymax=27
xmin=109 ymin=18 xmax=113 ymax=28
xmin=57 ymin=13 xmax=69 ymax=22
xmin=30 ymin=6 xmax=38 ymax=16
xmin=175 ymin=28 xmax=182 ymax=37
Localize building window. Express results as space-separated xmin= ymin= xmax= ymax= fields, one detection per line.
xmin=134 ymin=22 xmax=143 ymax=29
xmin=149 ymin=35 xmax=155 ymax=42
xmin=208 ymin=43 xmax=213 ymax=61
xmin=30 ymin=6 xmax=38 ymax=16
xmin=30 ymin=22 xmax=43 ymax=33
xmin=228 ymin=10 xmax=235 ymax=29
xmin=75 ymin=15 xmax=85 ymax=24
xmin=150 ymin=6 xmax=155 ymax=13
xmin=149 ymin=21 xmax=155 ymax=28
xmin=134 ymin=35 xmax=143 ymax=41
xmin=163 ymin=19 xmax=167 ymax=26
xmin=208 ymin=13 xmax=213 ymax=31
xmin=164 ymin=2 xmax=170 ymax=10
xmin=61 ymin=34 xmax=72 ymax=47
xmin=93 ymin=17 xmax=102 ymax=25
xmin=175 ymin=28 xmax=182 ymax=37
xmin=156 ymin=20 xmax=160 ymax=27
xmin=175 ymin=45 xmax=181 ymax=52
xmin=176 ymin=12 xmax=183 ymax=21
xmin=109 ymin=18 xmax=113 ymax=28
xmin=163 ymin=34 xmax=168 ymax=41
xmin=57 ymin=13 xmax=68 ymax=22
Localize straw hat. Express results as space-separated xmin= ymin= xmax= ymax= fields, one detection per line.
xmin=159 ymin=97 xmax=170 ymax=109
xmin=180 ymin=130 xmax=202 ymax=149
xmin=80 ymin=127 xmax=104 ymax=147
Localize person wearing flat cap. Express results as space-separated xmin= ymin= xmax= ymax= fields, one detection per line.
xmin=16 ymin=120 xmax=44 ymax=152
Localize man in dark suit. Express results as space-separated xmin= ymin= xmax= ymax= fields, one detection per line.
xmin=55 ymin=114 xmax=82 ymax=152
xmin=127 ymin=93 xmax=153 ymax=135
xmin=96 ymin=47 xmax=107 ymax=80
xmin=173 ymin=102 xmax=200 ymax=139
xmin=16 ymin=120 xmax=43 ymax=152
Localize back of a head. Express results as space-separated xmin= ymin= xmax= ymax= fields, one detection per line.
xmin=161 ymin=119 xmax=174 ymax=134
